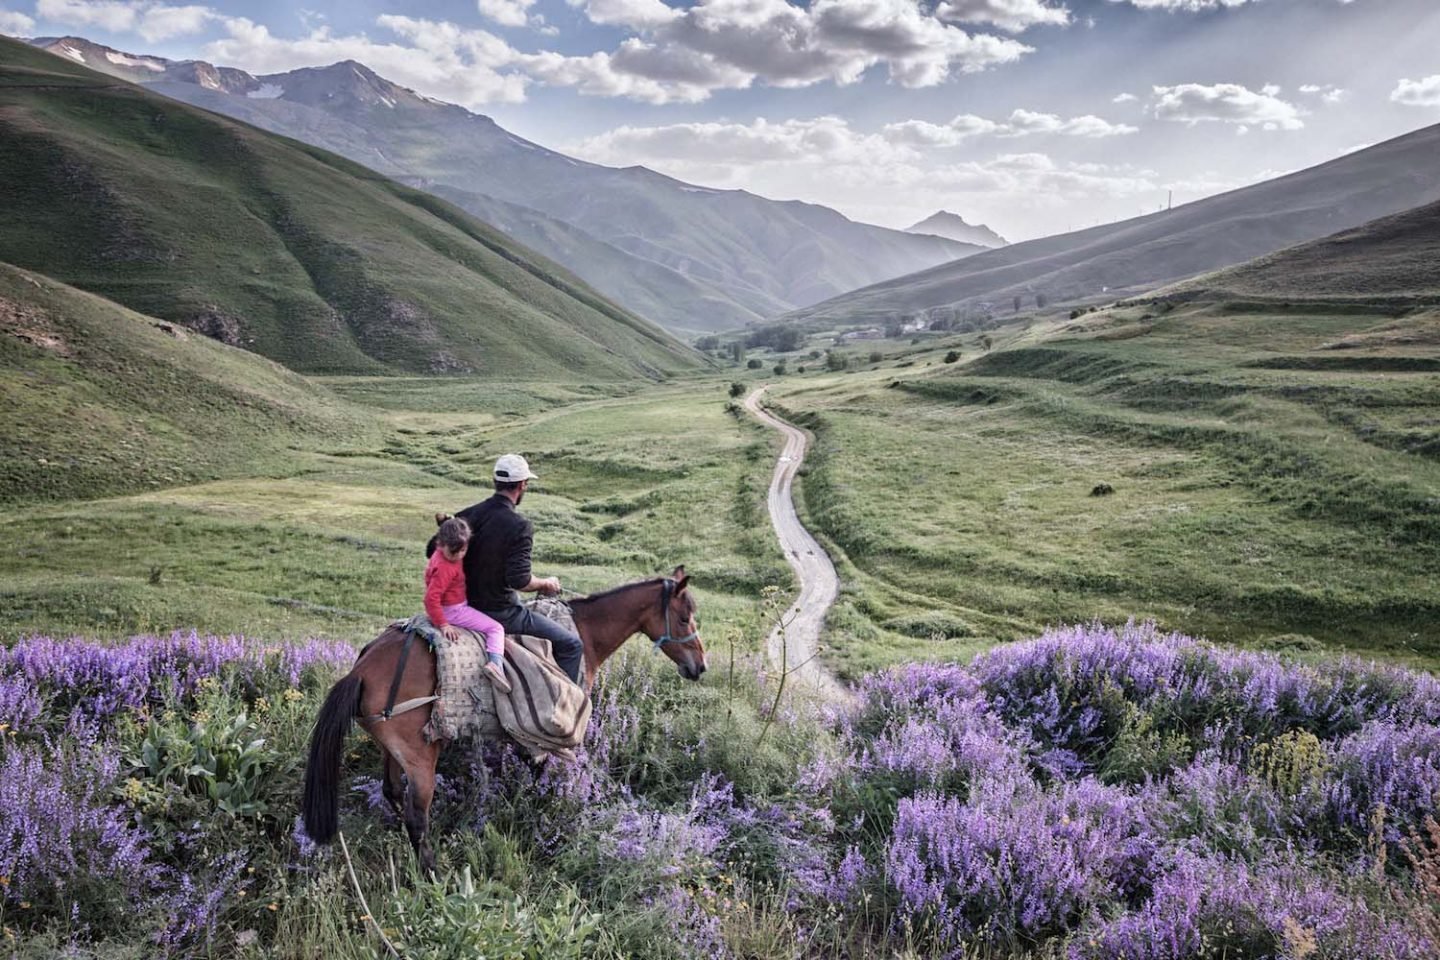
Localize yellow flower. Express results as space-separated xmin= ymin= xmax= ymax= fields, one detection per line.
xmin=283 ymin=689 xmax=304 ymax=703
xmin=253 ymin=697 xmax=270 ymax=715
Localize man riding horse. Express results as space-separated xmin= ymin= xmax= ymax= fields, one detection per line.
xmin=426 ymin=453 xmax=584 ymax=684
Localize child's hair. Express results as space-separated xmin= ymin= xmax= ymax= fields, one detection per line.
xmin=437 ymin=517 xmax=470 ymax=552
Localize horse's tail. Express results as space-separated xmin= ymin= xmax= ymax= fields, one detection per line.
xmin=302 ymin=672 xmax=363 ymax=845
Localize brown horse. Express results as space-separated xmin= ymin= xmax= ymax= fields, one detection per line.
xmin=302 ymin=567 xmax=705 ymax=873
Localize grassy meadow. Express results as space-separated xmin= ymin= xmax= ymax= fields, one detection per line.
xmin=4 ymin=279 xmax=1440 ymax=958
xmin=760 ymin=302 xmax=1440 ymax=678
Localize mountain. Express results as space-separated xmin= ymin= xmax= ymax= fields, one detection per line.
xmin=787 ymin=123 xmax=1440 ymax=328
xmin=906 ymin=211 xmax=1007 ymax=248
xmin=0 ymin=260 xmax=366 ymax=504
xmin=25 ymin=36 xmax=981 ymax=334
xmin=0 ymin=36 xmax=698 ymax=378
xmin=1164 ymin=197 xmax=1440 ymax=304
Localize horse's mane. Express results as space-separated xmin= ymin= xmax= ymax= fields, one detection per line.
xmin=568 ymin=577 xmax=665 ymax=605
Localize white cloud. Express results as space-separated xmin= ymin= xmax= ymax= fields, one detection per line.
xmin=1391 ymin=75 xmax=1440 ymax=108
xmin=934 ymin=0 xmax=1071 ymax=33
xmin=567 ymin=0 xmax=680 ymax=29
xmin=1113 ymin=92 xmax=1137 ymax=103
xmin=476 ymin=0 xmax=536 ymax=29
xmin=574 ymin=116 xmax=917 ymax=166
xmin=1297 ymin=83 xmax=1346 ymax=104
xmin=0 ymin=7 xmax=35 ymax=32
xmin=1003 ymin=108 xmax=1136 ymax=136
xmin=1150 ymin=82 xmax=1304 ymax=130
xmin=34 ymin=0 xmax=216 ymax=41
xmin=883 ymin=107 xmax=1134 ymax=145
xmin=204 ymin=16 xmax=530 ymax=107
xmin=1110 ymin=0 xmax=1252 ymax=10
xmin=570 ymin=0 xmax=1034 ymax=95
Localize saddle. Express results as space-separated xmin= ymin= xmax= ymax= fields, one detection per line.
xmin=397 ymin=599 xmax=591 ymax=761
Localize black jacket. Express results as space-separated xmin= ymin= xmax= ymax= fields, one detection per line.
xmin=426 ymin=494 xmax=532 ymax=613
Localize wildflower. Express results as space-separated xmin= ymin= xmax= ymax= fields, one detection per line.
xmin=283 ymin=689 xmax=303 ymax=703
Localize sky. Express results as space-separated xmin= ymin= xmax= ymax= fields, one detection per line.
xmin=3 ymin=0 xmax=1438 ymax=241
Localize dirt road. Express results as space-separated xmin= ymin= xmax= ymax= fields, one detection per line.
xmin=743 ymin=388 xmax=848 ymax=701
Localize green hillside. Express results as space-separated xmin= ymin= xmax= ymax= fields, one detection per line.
xmin=1166 ymin=197 xmax=1440 ymax=304
xmin=0 ymin=261 xmax=366 ymax=504
xmin=0 ymin=36 xmax=698 ymax=378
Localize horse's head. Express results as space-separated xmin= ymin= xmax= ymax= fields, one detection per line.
xmin=646 ymin=565 xmax=707 ymax=681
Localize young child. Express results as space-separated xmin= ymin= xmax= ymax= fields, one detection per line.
xmin=424 ymin=517 xmax=511 ymax=694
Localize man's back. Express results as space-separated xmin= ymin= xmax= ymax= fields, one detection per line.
xmin=449 ymin=494 xmax=533 ymax=612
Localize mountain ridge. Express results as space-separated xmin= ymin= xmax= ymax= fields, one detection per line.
xmin=906 ymin=211 xmax=1007 ymax=248
xmin=0 ymin=35 xmax=699 ymax=378
xmin=787 ymin=122 xmax=1440 ymax=328
xmin=23 ymin=34 xmax=981 ymax=334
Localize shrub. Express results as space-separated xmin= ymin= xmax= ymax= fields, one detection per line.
xmin=747 ymin=358 xmax=763 ymax=369
xmin=728 ymin=381 xmax=745 ymax=398
xmin=773 ymin=363 xmax=786 ymax=375
xmin=943 ymin=350 xmax=960 ymax=363
xmin=868 ymin=351 xmax=882 ymax=364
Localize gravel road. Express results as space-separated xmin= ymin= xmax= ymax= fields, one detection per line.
xmin=744 ymin=387 xmax=848 ymax=701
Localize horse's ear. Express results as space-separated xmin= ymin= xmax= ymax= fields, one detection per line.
xmin=671 ymin=564 xmax=686 ymax=580
xmin=674 ymin=575 xmax=690 ymax=594
xmin=435 ymin=512 xmax=450 ymax=527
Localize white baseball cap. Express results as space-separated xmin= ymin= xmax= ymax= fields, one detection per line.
xmin=494 ymin=453 xmax=538 ymax=482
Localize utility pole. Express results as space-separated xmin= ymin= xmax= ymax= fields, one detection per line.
xmin=1167 ymin=190 xmax=1173 ymax=211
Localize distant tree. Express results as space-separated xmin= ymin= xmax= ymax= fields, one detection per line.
xmin=884 ymin=321 xmax=905 ymax=339
xmin=747 ymin=358 xmax=764 ymax=369
xmin=773 ymin=363 xmax=787 ymax=375
xmin=808 ymin=350 xmax=822 ymax=360
xmin=944 ymin=350 xmax=961 ymax=364
xmin=729 ymin=342 xmax=744 ymax=363
xmin=910 ymin=337 xmax=921 ymax=345
xmin=1013 ymin=295 xmax=1022 ymax=313
xmin=744 ymin=324 xmax=804 ymax=352
xmin=868 ymin=350 xmax=883 ymax=364
xmin=825 ymin=350 xmax=849 ymax=372
xmin=979 ymin=334 xmax=993 ymax=352
xmin=1069 ymin=308 xmax=1084 ymax=319
xmin=929 ymin=317 xmax=952 ymax=332
xmin=728 ymin=382 xmax=745 ymax=398
xmin=796 ymin=365 xmax=806 ymax=373
xmin=1035 ymin=293 xmax=1049 ymax=309
xmin=695 ymin=335 xmax=720 ymax=351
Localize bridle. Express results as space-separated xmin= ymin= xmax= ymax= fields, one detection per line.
xmin=653 ymin=578 xmax=700 ymax=652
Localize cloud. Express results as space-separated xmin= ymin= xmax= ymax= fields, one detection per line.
xmin=34 ymin=0 xmax=216 ymax=41
xmin=883 ymin=108 xmax=1135 ymax=145
xmin=568 ymin=0 xmax=1035 ymax=95
xmin=1150 ymin=82 xmax=1304 ymax=130
xmin=476 ymin=0 xmax=536 ymax=29
xmin=0 ymin=7 xmax=35 ymax=32
xmin=1004 ymin=108 xmax=1136 ymax=136
xmin=1109 ymin=0 xmax=1253 ymax=10
xmin=1297 ymin=83 xmax=1346 ymax=104
xmin=1113 ymin=92 xmax=1137 ymax=103
xmin=204 ymin=15 xmax=530 ymax=107
xmin=566 ymin=0 xmax=680 ymax=29
xmin=574 ymin=116 xmax=916 ymax=166
xmin=1391 ymin=75 xmax=1440 ymax=108
xmin=934 ymin=0 xmax=1071 ymax=33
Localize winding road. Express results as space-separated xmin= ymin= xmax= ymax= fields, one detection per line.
xmin=743 ymin=388 xmax=848 ymax=701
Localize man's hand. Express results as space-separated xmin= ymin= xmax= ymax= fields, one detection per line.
xmin=539 ymin=577 xmax=562 ymax=596
xmin=441 ymin=624 xmax=461 ymax=642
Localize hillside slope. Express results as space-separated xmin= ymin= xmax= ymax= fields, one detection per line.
xmin=789 ymin=123 xmax=1440 ymax=327
xmin=0 ymin=261 xmax=365 ymax=503
xmin=1165 ymin=197 xmax=1440 ymax=303
xmin=0 ymin=37 xmax=698 ymax=377
xmin=27 ymin=36 xmax=980 ymax=332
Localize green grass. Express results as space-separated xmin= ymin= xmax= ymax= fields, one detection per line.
xmin=0 ymin=262 xmax=368 ymax=506
xmin=0 ymin=376 xmax=791 ymax=645
xmin=0 ymin=36 xmax=700 ymax=379
xmin=767 ymin=303 xmax=1440 ymax=677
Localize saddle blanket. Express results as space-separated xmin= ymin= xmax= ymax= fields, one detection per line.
xmin=398 ymin=598 xmax=591 ymax=761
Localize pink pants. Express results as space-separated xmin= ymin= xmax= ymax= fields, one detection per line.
xmin=441 ymin=603 xmax=505 ymax=657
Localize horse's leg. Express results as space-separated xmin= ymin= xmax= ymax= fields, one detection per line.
xmin=371 ymin=715 xmax=441 ymax=877
xmin=381 ymin=752 xmax=405 ymax=821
